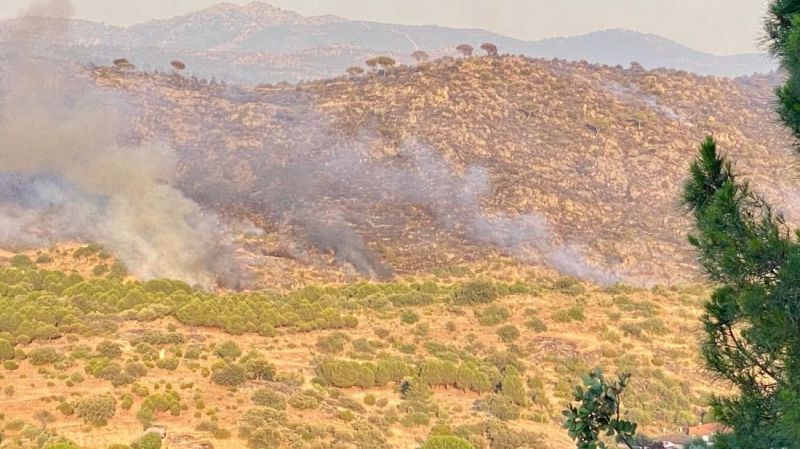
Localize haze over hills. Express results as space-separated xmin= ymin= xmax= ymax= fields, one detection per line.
xmin=0 ymin=4 xmax=791 ymax=449
xmin=73 ymin=56 xmax=792 ymax=288
xmin=0 ymin=1 xmax=775 ymax=83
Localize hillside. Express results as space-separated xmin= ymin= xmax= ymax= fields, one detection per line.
xmin=0 ymin=259 xmax=716 ymax=449
xmin=85 ymin=55 xmax=795 ymax=287
xmin=0 ymin=2 xmax=774 ymax=83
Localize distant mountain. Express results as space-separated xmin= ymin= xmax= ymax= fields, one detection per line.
xmin=0 ymin=1 xmax=775 ymax=82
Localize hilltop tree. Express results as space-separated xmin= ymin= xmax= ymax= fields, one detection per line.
xmin=346 ymin=66 xmax=365 ymax=77
xmin=480 ymin=42 xmax=498 ymax=57
xmin=412 ymin=50 xmax=430 ymax=63
xmin=680 ymin=2 xmax=800 ymax=447
xmin=366 ymin=56 xmax=396 ymax=75
xmin=170 ymin=60 xmax=186 ymax=72
xmin=456 ymin=44 xmax=473 ymax=57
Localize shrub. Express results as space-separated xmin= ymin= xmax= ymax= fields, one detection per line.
xmin=476 ymin=305 xmax=511 ymax=326
xmin=3 ymin=360 xmax=18 ymax=370
xmin=251 ymin=389 xmax=286 ymax=410
xmin=485 ymin=394 xmax=520 ymax=420
xmin=214 ymin=341 xmax=242 ymax=360
xmin=240 ymin=354 xmax=276 ymax=381
xmin=28 ymin=347 xmax=62 ymax=365
xmin=401 ymin=412 xmax=430 ymax=427
xmin=525 ymin=317 xmax=547 ymax=332
xmin=0 ymin=338 xmax=14 ymax=361
xmin=453 ymin=280 xmax=498 ymax=305
xmin=210 ymin=363 xmax=246 ymax=387
xmin=288 ymin=391 xmax=321 ymax=410
xmin=131 ymin=432 xmax=162 ymax=449
xmin=75 ymin=395 xmax=116 ymax=426
xmin=96 ymin=341 xmax=122 ymax=359
xmin=401 ymin=310 xmax=419 ymax=324
xmin=155 ymin=358 xmax=179 ymax=371
xmin=552 ymin=305 xmax=585 ymax=323
xmin=316 ymin=332 xmax=349 ymax=354
xmin=497 ymin=325 xmax=520 ymax=343
xmin=422 ymin=436 xmax=475 ymax=449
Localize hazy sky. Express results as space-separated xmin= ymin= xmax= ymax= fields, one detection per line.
xmin=0 ymin=0 xmax=771 ymax=55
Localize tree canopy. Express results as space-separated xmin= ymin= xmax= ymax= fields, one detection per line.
xmin=680 ymin=1 xmax=800 ymax=447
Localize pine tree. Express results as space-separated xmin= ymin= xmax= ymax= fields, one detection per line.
xmin=680 ymin=2 xmax=800 ymax=447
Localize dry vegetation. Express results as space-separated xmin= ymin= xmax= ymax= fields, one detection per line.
xmin=93 ymin=55 xmax=794 ymax=286
xmin=0 ymin=247 xmax=717 ymax=449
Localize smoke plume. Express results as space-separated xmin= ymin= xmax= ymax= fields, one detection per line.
xmin=0 ymin=0 xmax=235 ymax=286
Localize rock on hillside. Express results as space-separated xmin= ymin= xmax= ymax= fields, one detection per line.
xmin=94 ymin=56 xmax=796 ymax=286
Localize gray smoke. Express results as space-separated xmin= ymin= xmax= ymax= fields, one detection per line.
xmin=0 ymin=0 xmax=236 ymax=287
xmin=221 ymin=126 xmax=619 ymax=284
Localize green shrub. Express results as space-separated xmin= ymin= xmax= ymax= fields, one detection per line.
xmin=28 ymin=347 xmax=62 ymax=365
xmin=401 ymin=412 xmax=430 ymax=427
xmin=0 ymin=338 xmax=14 ymax=361
xmin=288 ymin=391 xmax=321 ymax=410
xmin=210 ymin=363 xmax=246 ymax=387
xmin=484 ymin=394 xmax=520 ymax=420
xmin=422 ymin=436 xmax=475 ymax=449
xmin=453 ymin=280 xmax=498 ymax=305
xmin=552 ymin=305 xmax=585 ymax=323
xmin=497 ymin=325 xmax=520 ymax=343
xmin=251 ymin=389 xmax=286 ymax=410
xmin=75 ymin=395 xmax=116 ymax=426
xmin=131 ymin=432 xmax=162 ymax=449
xmin=476 ymin=305 xmax=511 ymax=326
xmin=96 ymin=341 xmax=122 ymax=359
xmin=401 ymin=310 xmax=419 ymax=324
xmin=316 ymin=332 xmax=349 ymax=354
xmin=213 ymin=341 xmax=242 ymax=360
xmin=525 ymin=317 xmax=547 ymax=332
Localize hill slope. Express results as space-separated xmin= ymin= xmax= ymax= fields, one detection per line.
xmin=85 ymin=56 xmax=795 ymax=287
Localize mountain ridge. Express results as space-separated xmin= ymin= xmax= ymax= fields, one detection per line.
xmin=0 ymin=2 xmax=775 ymax=82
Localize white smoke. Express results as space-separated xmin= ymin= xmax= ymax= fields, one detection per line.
xmin=0 ymin=0 xmax=235 ymax=286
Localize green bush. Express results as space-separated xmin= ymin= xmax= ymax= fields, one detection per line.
xmin=96 ymin=341 xmax=122 ymax=359
xmin=484 ymin=394 xmax=520 ymax=421
xmin=0 ymin=338 xmax=14 ymax=361
xmin=210 ymin=363 xmax=246 ymax=387
xmin=552 ymin=305 xmax=585 ymax=323
xmin=251 ymin=389 xmax=286 ymax=410
xmin=422 ymin=436 xmax=475 ymax=449
xmin=214 ymin=341 xmax=242 ymax=360
xmin=453 ymin=280 xmax=498 ymax=305
xmin=75 ymin=395 xmax=116 ymax=426
xmin=288 ymin=391 xmax=321 ymax=410
xmin=525 ymin=317 xmax=547 ymax=332
xmin=316 ymin=332 xmax=349 ymax=354
xmin=497 ymin=325 xmax=520 ymax=343
xmin=131 ymin=432 xmax=162 ymax=449
xmin=476 ymin=305 xmax=511 ymax=326
xmin=28 ymin=347 xmax=62 ymax=365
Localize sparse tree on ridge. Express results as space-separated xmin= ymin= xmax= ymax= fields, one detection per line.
xmin=170 ymin=60 xmax=186 ymax=73
xmin=365 ymin=56 xmax=396 ymax=75
xmin=346 ymin=66 xmax=365 ymax=77
xmin=412 ymin=50 xmax=430 ymax=63
xmin=456 ymin=44 xmax=473 ymax=57
xmin=480 ymin=42 xmax=498 ymax=57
